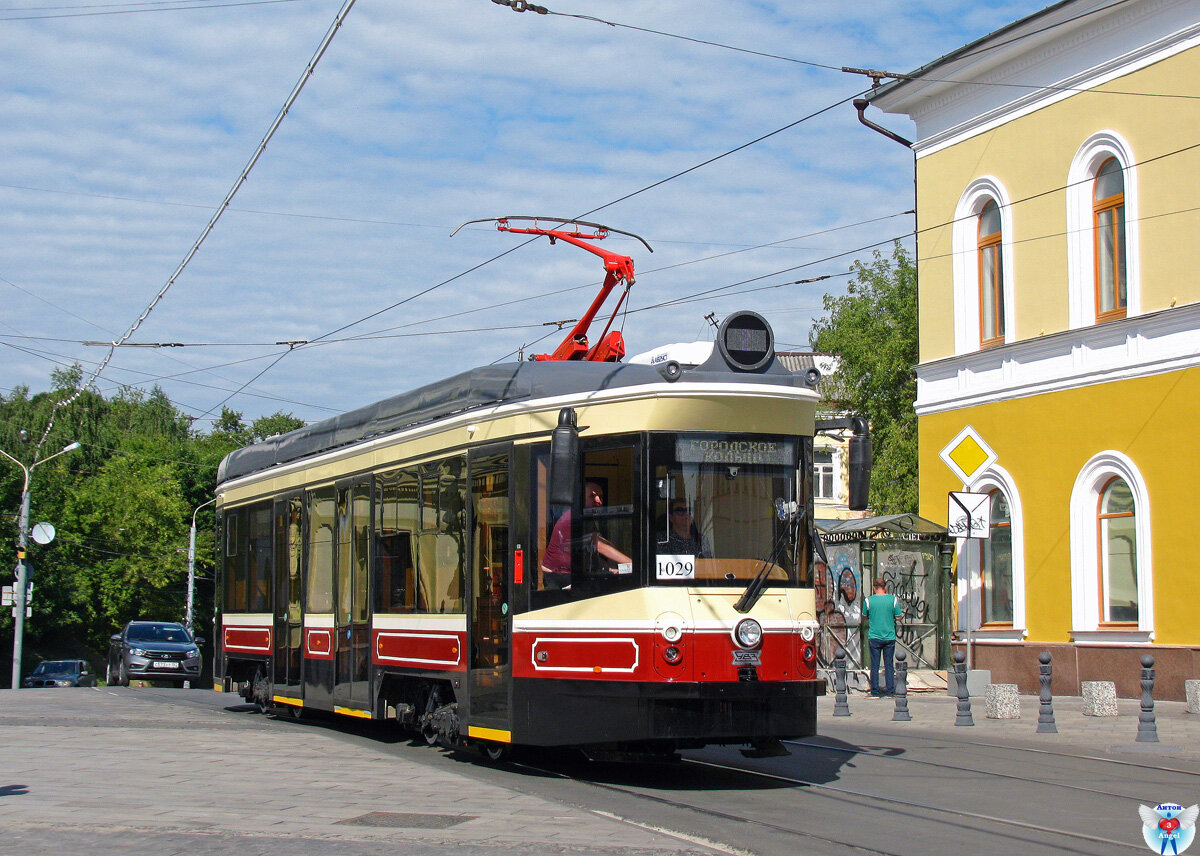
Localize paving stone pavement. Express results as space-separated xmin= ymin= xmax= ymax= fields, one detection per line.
xmin=0 ymin=688 xmax=714 ymax=856
xmin=817 ymin=685 xmax=1200 ymax=765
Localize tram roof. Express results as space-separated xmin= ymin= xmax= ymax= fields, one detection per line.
xmin=217 ymin=356 xmax=808 ymax=484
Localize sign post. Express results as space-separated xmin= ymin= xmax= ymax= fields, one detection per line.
xmin=938 ymin=426 xmax=998 ymax=677
xmin=948 ymin=491 xmax=991 ymax=670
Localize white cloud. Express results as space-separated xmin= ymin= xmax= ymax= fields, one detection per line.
xmin=0 ymin=0 xmax=1048 ymax=423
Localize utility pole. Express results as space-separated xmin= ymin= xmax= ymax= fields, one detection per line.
xmin=187 ymin=496 xmax=219 ymax=634
xmin=2 ymin=441 xmax=81 ymax=689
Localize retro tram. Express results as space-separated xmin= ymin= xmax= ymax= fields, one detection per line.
xmin=213 ymin=219 xmax=869 ymax=760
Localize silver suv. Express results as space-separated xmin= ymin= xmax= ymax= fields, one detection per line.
xmin=107 ymin=621 xmax=203 ymax=686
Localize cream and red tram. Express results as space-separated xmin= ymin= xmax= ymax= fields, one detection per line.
xmin=213 ymin=221 xmax=867 ymax=759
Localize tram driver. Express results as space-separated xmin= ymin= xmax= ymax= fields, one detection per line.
xmin=658 ymin=499 xmax=709 ymax=557
xmin=540 ymin=481 xmax=633 ymax=590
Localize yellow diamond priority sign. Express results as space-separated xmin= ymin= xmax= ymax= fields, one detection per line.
xmin=939 ymin=425 xmax=997 ymax=486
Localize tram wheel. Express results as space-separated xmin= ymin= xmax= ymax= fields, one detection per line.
xmin=481 ymin=742 xmax=509 ymax=762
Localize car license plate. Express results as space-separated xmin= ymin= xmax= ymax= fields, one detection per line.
xmin=732 ymin=650 xmax=761 ymax=666
xmin=152 ymin=661 xmax=180 ymax=669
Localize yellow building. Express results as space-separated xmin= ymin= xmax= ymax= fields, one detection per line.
xmin=864 ymin=0 xmax=1200 ymax=698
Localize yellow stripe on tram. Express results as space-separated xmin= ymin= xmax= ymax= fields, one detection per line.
xmin=467 ymin=726 xmax=511 ymax=744
xmin=334 ymin=705 xmax=373 ymax=719
xmin=272 ymin=695 xmax=303 ymax=708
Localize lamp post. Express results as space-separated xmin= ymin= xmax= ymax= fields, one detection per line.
xmin=187 ymin=496 xmax=218 ymax=635
xmin=1 ymin=440 xmax=81 ymax=689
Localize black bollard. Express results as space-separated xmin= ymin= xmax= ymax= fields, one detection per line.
xmin=1036 ymin=651 xmax=1057 ymax=734
xmin=892 ymin=651 xmax=912 ymax=721
xmin=833 ymin=648 xmax=851 ymax=716
xmin=953 ymin=650 xmax=974 ymax=726
xmin=1136 ymin=654 xmax=1159 ymax=743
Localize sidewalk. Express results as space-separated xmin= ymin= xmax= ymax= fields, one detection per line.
xmin=816 ymin=684 xmax=1200 ymax=766
xmin=0 ymin=688 xmax=713 ymax=856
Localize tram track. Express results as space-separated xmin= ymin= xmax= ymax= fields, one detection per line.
xmin=500 ymin=745 xmax=1144 ymax=856
xmin=785 ymin=736 xmax=1200 ymax=802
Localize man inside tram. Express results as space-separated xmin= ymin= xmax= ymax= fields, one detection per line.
xmin=540 ymin=481 xmax=632 ymax=590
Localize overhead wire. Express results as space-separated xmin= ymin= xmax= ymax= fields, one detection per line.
xmin=26 ymin=0 xmax=357 ymax=452
xmin=0 ymin=0 xmax=303 ymax=21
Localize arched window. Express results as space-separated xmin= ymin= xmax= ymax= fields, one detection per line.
xmin=978 ymin=201 xmax=1005 ymax=347
xmin=1093 ymin=157 xmax=1127 ymax=323
xmin=1097 ymin=477 xmax=1137 ymax=624
xmin=1069 ymin=451 xmax=1153 ymax=639
xmin=981 ymin=489 xmax=1012 ymax=624
xmin=1067 ymin=132 xmax=1139 ymax=329
xmin=953 ymin=178 xmax=1013 ymax=354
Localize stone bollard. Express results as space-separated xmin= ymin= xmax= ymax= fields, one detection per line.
xmin=953 ymin=651 xmax=974 ymax=726
xmin=1186 ymin=679 xmax=1200 ymax=715
xmin=833 ymin=648 xmax=851 ymax=717
xmin=1136 ymin=654 xmax=1159 ymax=743
xmin=892 ymin=651 xmax=912 ymax=722
xmin=1036 ymin=651 xmax=1057 ymax=734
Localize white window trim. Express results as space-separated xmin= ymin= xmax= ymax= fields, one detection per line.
xmin=1069 ymin=450 xmax=1153 ymax=640
xmin=954 ymin=466 xmax=1026 ymax=635
xmin=1066 ymin=131 xmax=1141 ymax=329
xmin=952 ymin=177 xmax=1016 ymax=354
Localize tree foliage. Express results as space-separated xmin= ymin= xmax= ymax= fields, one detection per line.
xmin=810 ymin=242 xmax=918 ymax=514
xmin=0 ymin=374 xmax=302 ymax=684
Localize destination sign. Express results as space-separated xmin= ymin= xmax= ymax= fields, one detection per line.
xmin=676 ymin=437 xmax=794 ymax=466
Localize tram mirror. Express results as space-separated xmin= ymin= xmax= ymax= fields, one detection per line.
xmin=847 ymin=417 xmax=872 ymax=511
xmin=549 ymin=408 xmax=580 ymax=507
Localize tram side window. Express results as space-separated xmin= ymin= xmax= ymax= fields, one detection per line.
xmin=307 ymin=487 xmax=336 ymax=613
xmin=415 ymin=457 xmax=465 ymax=614
xmin=534 ymin=441 xmax=638 ymax=600
xmin=222 ymin=502 xmax=272 ymax=613
xmin=376 ymin=470 xmax=421 ymax=613
xmin=247 ymin=504 xmax=272 ymax=613
xmin=222 ymin=508 xmax=244 ymax=612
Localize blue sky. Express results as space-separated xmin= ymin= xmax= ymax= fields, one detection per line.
xmin=0 ymin=0 xmax=1050 ymax=426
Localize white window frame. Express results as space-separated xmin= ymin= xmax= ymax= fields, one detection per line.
xmin=813 ymin=447 xmax=837 ymax=501
xmin=956 ymin=464 xmax=1026 ymax=640
xmin=952 ymin=177 xmax=1016 ymax=354
xmin=1066 ymin=131 xmax=1141 ymax=329
xmin=1069 ymin=451 xmax=1153 ymax=642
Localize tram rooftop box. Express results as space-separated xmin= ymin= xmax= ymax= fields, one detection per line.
xmin=218 ymin=316 xmax=815 ymax=483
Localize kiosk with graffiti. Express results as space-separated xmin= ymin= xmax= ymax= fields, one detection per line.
xmin=816 ymin=514 xmax=951 ymax=676
xmin=814 ymin=544 xmax=862 ymax=665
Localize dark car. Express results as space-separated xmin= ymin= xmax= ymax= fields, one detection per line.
xmin=107 ymin=621 xmax=203 ymax=686
xmin=22 ymin=659 xmax=98 ymax=688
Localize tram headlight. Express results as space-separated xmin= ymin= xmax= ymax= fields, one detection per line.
xmin=662 ymin=625 xmax=682 ymax=643
xmin=662 ymin=646 xmax=682 ymax=665
xmin=733 ymin=618 xmax=763 ymax=649
xmin=802 ymin=644 xmax=816 ymax=663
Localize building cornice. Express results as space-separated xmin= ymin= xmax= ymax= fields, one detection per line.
xmin=915 ymin=302 xmax=1200 ymax=415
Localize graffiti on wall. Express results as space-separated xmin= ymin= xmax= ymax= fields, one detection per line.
xmin=814 ymin=544 xmax=862 ymax=667
xmin=878 ymin=543 xmax=940 ymax=669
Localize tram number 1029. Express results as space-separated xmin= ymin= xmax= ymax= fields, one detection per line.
xmin=655 ymin=555 xmax=696 ymax=580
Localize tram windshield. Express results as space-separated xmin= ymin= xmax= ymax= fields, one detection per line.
xmin=649 ymin=433 xmax=802 ymax=587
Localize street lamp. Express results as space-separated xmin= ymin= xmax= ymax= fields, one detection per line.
xmin=1 ymin=440 xmax=81 ymax=689
xmin=186 ymin=496 xmax=220 ymax=635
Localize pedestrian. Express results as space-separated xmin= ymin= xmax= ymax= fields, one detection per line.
xmin=863 ymin=578 xmax=903 ymax=698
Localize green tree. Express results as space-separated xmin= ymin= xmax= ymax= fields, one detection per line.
xmin=0 ymin=370 xmax=303 ymax=682
xmin=810 ymin=241 xmax=918 ymax=513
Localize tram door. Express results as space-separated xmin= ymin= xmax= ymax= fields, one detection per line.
xmin=272 ymin=494 xmax=304 ymax=700
xmin=468 ymin=449 xmax=511 ymax=733
xmin=333 ymin=479 xmax=372 ymax=713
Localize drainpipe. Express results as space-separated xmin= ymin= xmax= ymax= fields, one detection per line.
xmin=853 ymin=98 xmax=913 ymax=149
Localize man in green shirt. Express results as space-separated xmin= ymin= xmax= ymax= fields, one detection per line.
xmin=863 ymin=578 xmax=903 ymax=698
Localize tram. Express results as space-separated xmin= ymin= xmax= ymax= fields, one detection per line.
xmin=213 ymin=219 xmax=870 ymax=759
